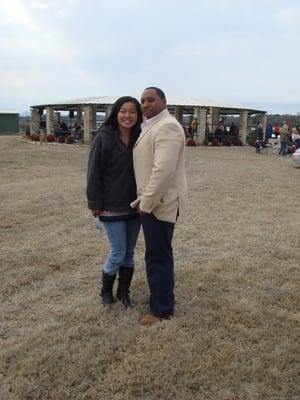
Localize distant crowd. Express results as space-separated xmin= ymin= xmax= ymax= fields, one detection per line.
xmin=185 ymin=119 xmax=240 ymax=142
xmin=256 ymin=122 xmax=300 ymax=156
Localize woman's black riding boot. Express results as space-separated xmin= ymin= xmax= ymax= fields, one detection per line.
xmin=100 ymin=271 xmax=116 ymax=306
xmin=116 ymin=266 xmax=136 ymax=308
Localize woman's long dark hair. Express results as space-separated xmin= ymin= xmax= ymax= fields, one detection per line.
xmin=103 ymin=96 xmax=143 ymax=145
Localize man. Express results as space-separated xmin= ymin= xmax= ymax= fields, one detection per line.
xmin=131 ymin=87 xmax=187 ymax=326
xmin=265 ymin=122 xmax=273 ymax=142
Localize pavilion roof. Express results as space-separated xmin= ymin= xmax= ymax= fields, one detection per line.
xmin=31 ymin=95 xmax=266 ymax=114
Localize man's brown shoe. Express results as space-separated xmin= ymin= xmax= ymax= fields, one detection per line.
xmin=140 ymin=314 xmax=163 ymax=326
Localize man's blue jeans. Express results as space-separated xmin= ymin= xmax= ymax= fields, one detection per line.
xmin=102 ymin=218 xmax=141 ymax=275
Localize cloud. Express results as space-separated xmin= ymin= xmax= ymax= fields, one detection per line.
xmin=0 ymin=0 xmax=32 ymax=25
xmin=28 ymin=1 xmax=48 ymax=9
xmin=0 ymin=0 xmax=300 ymax=113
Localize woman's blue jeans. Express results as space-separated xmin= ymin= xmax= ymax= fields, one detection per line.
xmin=279 ymin=142 xmax=288 ymax=156
xmin=102 ymin=218 xmax=141 ymax=275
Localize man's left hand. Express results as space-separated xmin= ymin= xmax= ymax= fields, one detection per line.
xmin=137 ymin=205 xmax=148 ymax=216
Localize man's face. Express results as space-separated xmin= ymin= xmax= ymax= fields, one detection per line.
xmin=140 ymin=89 xmax=166 ymax=119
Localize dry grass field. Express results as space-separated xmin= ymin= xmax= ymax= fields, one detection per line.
xmin=0 ymin=135 xmax=299 ymax=400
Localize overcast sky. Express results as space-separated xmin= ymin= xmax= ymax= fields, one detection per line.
xmin=1 ymin=0 xmax=299 ymax=114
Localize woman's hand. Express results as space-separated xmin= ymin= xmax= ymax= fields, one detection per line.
xmin=90 ymin=209 xmax=101 ymax=217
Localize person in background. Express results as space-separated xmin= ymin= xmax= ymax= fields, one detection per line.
xmin=254 ymin=122 xmax=264 ymax=153
xmin=191 ymin=117 xmax=198 ymax=138
xmin=265 ymin=122 xmax=273 ymax=142
xmin=292 ymin=126 xmax=300 ymax=149
xmin=255 ymin=122 xmax=264 ymax=141
xmin=274 ymin=123 xmax=281 ymax=138
xmin=229 ymin=122 xmax=235 ymax=136
xmin=74 ymin=122 xmax=83 ymax=140
xmin=61 ymin=121 xmax=68 ymax=132
xmin=131 ymin=87 xmax=187 ymax=326
xmin=279 ymin=123 xmax=289 ymax=156
xmin=87 ymin=96 xmax=143 ymax=307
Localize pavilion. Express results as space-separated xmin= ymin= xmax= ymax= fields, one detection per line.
xmin=30 ymin=96 xmax=266 ymax=144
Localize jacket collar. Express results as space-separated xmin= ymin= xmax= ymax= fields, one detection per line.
xmin=99 ymin=124 xmax=132 ymax=151
xmin=141 ymin=108 xmax=169 ymax=129
xmin=135 ymin=108 xmax=169 ymax=146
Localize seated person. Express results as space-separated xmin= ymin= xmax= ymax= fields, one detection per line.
xmin=292 ymin=127 xmax=300 ymax=149
xmin=214 ymin=125 xmax=225 ymax=142
xmin=61 ymin=122 xmax=68 ymax=131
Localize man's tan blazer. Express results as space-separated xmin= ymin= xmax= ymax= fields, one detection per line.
xmin=131 ymin=109 xmax=187 ymax=223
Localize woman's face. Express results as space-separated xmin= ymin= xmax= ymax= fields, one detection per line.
xmin=117 ymin=102 xmax=138 ymax=130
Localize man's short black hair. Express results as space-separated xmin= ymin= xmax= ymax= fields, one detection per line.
xmin=145 ymin=87 xmax=166 ymax=102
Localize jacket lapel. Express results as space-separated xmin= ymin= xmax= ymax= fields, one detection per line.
xmin=134 ymin=124 xmax=152 ymax=147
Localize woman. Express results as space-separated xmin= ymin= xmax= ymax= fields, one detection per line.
xmin=279 ymin=123 xmax=289 ymax=156
xmin=87 ymin=97 xmax=143 ymax=307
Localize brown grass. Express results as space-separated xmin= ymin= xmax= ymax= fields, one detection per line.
xmin=0 ymin=136 xmax=299 ymax=400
